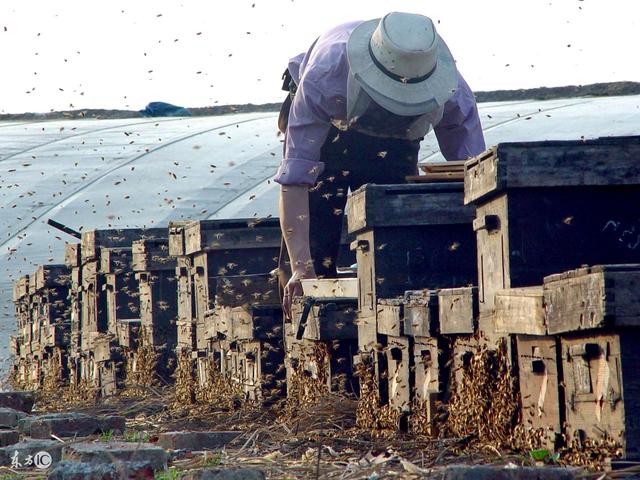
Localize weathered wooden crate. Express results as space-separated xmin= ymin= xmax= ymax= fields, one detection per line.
xmin=81 ymin=228 xmax=165 ymax=263
xmin=544 ymin=264 xmax=640 ymax=334
xmin=80 ymin=260 xmax=108 ymax=350
xmin=438 ymin=287 xmax=477 ymax=335
xmin=403 ymin=290 xmax=438 ymax=338
xmin=133 ymin=239 xmax=178 ymax=348
xmin=347 ymin=183 xmax=477 ymax=321
xmin=464 ymin=137 xmax=640 ymax=316
xmin=515 ymin=335 xmax=562 ymax=450
xmin=495 ymin=287 xmax=545 ymax=335
xmin=561 ymin=331 xmax=640 ymax=459
xmin=288 ymin=281 xmax=360 ymax=398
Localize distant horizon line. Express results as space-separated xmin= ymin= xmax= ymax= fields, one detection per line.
xmin=1 ymin=80 xmax=638 ymax=120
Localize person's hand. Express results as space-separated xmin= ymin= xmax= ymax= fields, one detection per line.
xmin=283 ymin=269 xmax=316 ymax=321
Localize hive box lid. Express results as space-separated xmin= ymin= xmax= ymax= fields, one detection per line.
xmin=464 ymin=136 xmax=640 ymax=205
xmin=347 ymin=182 xmax=474 ymax=235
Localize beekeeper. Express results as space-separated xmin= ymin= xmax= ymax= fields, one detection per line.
xmin=275 ymin=12 xmax=486 ymax=317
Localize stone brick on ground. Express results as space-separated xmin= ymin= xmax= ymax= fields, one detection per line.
xmin=443 ymin=465 xmax=580 ymax=480
xmin=0 ymin=439 xmax=63 ymax=466
xmin=47 ymin=460 xmax=154 ymax=479
xmin=62 ymin=441 xmax=169 ymax=471
xmin=25 ymin=413 xmax=126 ymax=439
xmin=157 ymin=431 xmax=242 ymax=451
xmin=0 ymin=407 xmax=28 ymax=428
xmin=0 ymin=391 xmax=35 ymax=413
xmin=0 ymin=430 xmax=20 ymax=447
xmin=181 ymin=468 xmax=265 ymax=480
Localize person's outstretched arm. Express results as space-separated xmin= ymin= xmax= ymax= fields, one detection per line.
xmin=279 ymin=184 xmax=316 ymax=319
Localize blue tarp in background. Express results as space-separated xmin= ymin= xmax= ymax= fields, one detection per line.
xmin=139 ymin=101 xmax=191 ymax=117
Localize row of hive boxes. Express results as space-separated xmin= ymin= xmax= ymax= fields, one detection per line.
xmin=11 ymin=265 xmax=71 ymax=360
xmin=349 ymin=136 xmax=640 ymax=327
xmin=372 ymin=262 xmax=640 ymax=457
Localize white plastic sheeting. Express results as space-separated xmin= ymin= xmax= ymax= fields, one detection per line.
xmin=0 ymin=95 xmax=638 ymax=367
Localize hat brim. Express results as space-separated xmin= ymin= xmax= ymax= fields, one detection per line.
xmin=347 ymin=18 xmax=458 ymax=116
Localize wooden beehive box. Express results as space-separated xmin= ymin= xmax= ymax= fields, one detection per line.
xmin=495 ymin=287 xmax=546 ymax=335
xmin=102 ymin=248 xmax=139 ymax=338
xmin=464 ymin=136 xmax=640 ymax=316
xmin=287 ymin=279 xmax=360 ymax=397
xmin=561 ymin=331 xmax=640 ymax=459
xmin=81 ymin=228 xmax=165 ymax=263
xmin=402 ymin=290 xmax=438 ymax=338
xmin=347 ymin=183 xmax=477 ymax=318
xmin=133 ymin=239 xmax=178 ymax=348
xmin=544 ymin=264 xmax=640 ymax=334
xmin=515 ymin=335 xmax=562 ymax=450
xmin=438 ymin=287 xmax=477 ymax=335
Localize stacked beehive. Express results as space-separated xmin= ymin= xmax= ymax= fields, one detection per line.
xmin=10 ymin=265 xmax=71 ymax=391
xmin=286 ymin=278 xmax=359 ymax=409
xmin=166 ymin=218 xmax=282 ymax=405
xmin=464 ymin=137 xmax=640 ymax=457
xmin=345 ymin=183 xmax=477 ymax=430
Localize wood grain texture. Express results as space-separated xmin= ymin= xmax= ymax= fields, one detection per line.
xmin=376 ymin=298 xmax=403 ymax=336
xmin=403 ymin=290 xmax=438 ymax=337
xmin=183 ymin=218 xmax=281 ymax=255
xmin=545 ymin=265 xmax=640 ymax=334
xmin=494 ymin=287 xmax=546 ymax=335
xmin=438 ymin=287 xmax=478 ymax=335
xmin=347 ymin=183 xmax=475 ymax=235
xmin=561 ymin=331 xmax=640 ymax=459
xmin=465 ymin=136 xmax=640 ymax=204
xmin=515 ymin=335 xmax=562 ymax=450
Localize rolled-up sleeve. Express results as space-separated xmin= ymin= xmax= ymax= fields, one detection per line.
xmin=274 ymin=69 xmax=336 ymax=185
xmin=433 ymin=72 xmax=486 ymax=161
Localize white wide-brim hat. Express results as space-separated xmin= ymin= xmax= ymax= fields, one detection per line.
xmin=347 ymin=12 xmax=458 ymax=116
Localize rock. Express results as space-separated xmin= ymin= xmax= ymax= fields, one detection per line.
xmin=443 ymin=465 xmax=580 ymax=480
xmin=25 ymin=413 xmax=125 ymax=439
xmin=157 ymin=431 xmax=242 ymax=451
xmin=0 ymin=407 xmax=28 ymax=428
xmin=47 ymin=460 xmax=154 ymax=479
xmin=62 ymin=441 xmax=169 ymax=471
xmin=0 ymin=430 xmax=20 ymax=447
xmin=29 ymin=413 xmax=100 ymax=439
xmin=0 ymin=391 xmax=35 ymax=413
xmin=181 ymin=468 xmax=266 ymax=480
xmin=0 ymin=439 xmax=63 ymax=467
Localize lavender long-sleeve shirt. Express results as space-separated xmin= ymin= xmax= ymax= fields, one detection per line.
xmin=274 ymin=21 xmax=486 ymax=186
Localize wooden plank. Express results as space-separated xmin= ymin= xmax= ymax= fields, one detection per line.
xmin=438 ymin=287 xmax=477 ymax=335
xmin=413 ymin=336 xmax=440 ymax=402
xmin=465 ymin=137 xmax=640 ymax=204
xmin=347 ymin=183 xmax=475 ymax=235
xmin=386 ymin=335 xmax=411 ymax=413
xmin=545 ymin=265 xmax=640 ymax=334
xmin=421 ymin=161 xmax=466 ymax=173
xmin=376 ymin=298 xmax=403 ymax=336
xmin=515 ymin=335 xmax=561 ymax=451
xmin=406 ymin=172 xmax=464 ymax=183
xmin=403 ymin=290 xmax=437 ymax=337
xmin=300 ymin=278 xmax=357 ymax=299
xmin=495 ymin=287 xmax=546 ymax=335
xmin=64 ymin=243 xmax=81 ymax=268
